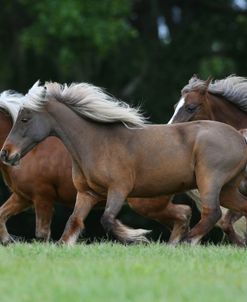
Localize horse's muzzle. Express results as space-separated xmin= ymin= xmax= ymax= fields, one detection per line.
xmin=0 ymin=149 xmax=21 ymax=166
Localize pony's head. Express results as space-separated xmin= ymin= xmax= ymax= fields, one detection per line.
xmin=0 ymin=81 xmax=51 ymax=166
xmin=168 ymin=75 xmax=212 ymax=124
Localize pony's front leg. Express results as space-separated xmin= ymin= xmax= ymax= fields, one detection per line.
xmin=33 ymin=197 xmax=54 ymax=242
xmin=101 ymin=189 xmax=150 ymax=244
xmin=0 ymin=193 xmax=31 ymax=244
xmin=58 ymin=192 xmax=98 ymax=245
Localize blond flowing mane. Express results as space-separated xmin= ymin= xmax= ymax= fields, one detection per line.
xmin=182 ymin=75 xmax=247 ymax=112
xmin=24 ymin=81 xmax=147 ymax=127
xmin=0 ymin=91 xmax=24 ymax=122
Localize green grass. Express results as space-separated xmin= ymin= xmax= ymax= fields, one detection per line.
xmin=0 ymin=243 xmax=246 ymax=302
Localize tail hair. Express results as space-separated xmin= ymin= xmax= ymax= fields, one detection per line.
xmin=112 ymin=219 xmax=151 ymax=244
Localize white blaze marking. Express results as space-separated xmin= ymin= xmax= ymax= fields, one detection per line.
xmin=167 ymin=97 xmax=185 ymax=124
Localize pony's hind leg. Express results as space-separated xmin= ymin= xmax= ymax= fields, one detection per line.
xmin=0 ymin=193 xmax=31 ymax=244
xmin=166 ymin=203 xmax=192 ymax=244
xmin=181 ymin=181 xmax=222 ymax=245
xmin=218 ymin=210 xmax=245 ymax=246
xmin=58 ymin=191 xmax=98 ymax=245
xmin=33 ymin=197 xmax=54 ymax=242
xmin=101 ymin=189 xmax=151 ymax=244
xmin=220 ymin=185 xmax=247 ymax=246
xmin=128 ymin=196 xmax=191 ymax=245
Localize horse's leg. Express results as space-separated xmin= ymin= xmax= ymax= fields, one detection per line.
xmin=218 ymin=210 xmax=245 ymax=246
xmin=181 ymin=179 xmax=222 ymax=245
xmin=58 ymin=191 xmax=98 ymax=245
xmin=101 ymin=189 xmax=150 ymax=244
xmin=128 ymin=197 xmax=191 ymax=245
xmin=187 ymin=189 xmax=245 ymax=245
xmin=165 ymin=203 xmax=192 ymax=244
xmin=0 ymin=193 xmax=31 ymax=244
xmin=33 ymin=197 xmax=54 ymax=241
xmin=219 ymin=185 xmax=247 ymax=246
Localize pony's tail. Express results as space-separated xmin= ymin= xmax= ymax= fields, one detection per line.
xmin=112 ymin=219 xmax=151 ymax=244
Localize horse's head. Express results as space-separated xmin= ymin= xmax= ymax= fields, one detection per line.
xmin=0 ymin=85 xmax=52 ymax=166
xmin=168 ymin=75 xmax=212 ymax=124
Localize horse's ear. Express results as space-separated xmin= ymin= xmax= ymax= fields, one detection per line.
xmin=201 ymin=77 xmax=212 ymax=95
xmin=205 ymin=76 xmax=212 ymax=88
xmin=189 ymin=74 xmax=199 ymax=83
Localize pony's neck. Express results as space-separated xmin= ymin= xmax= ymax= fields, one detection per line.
xmin=46 ymin=100 xmax=99 ymax=166
xmin=208 ymin=94 xmax=247 ymax=130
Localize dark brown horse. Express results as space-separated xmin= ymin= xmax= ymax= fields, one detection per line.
xmin=0 ymin=91 xmax=191 ymax=244
xmin=2 ymin=81 xmax=247 ymax=245
xmin=169 ymin=75 xmax=247 ymax=243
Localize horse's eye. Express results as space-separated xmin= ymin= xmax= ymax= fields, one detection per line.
xmin=186 ymin=104 xmax=197 ymax=113
xmin=21 ymin=118 xmax=29 ymax=123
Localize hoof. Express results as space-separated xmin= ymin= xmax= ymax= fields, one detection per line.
xmin=180 ymin=236 xmax=200 ymax=245
xmin=56 ymin=239 xmax=75 ymax=246
xmin=0 ymin=234 xmax=23 ymax=245
xmin=234 ymin=239 xmax=246 ymax=248
xmin=34 ymin=237 xmax=49 ymax=243
xmin=167 ymin=240 xmax=180 ymax=246
xmin=226 ymin=234 xmax=246 ymax=247
xmin=180 ymin=237 xmax=192 ymax=244
xmin=10 ymin=234 xmax=25 ymax=242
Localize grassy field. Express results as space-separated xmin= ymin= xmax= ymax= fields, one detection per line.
xmin=0 ymin=243 xmax=246 ymax=302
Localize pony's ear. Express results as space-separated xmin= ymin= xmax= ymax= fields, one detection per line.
xmin=189 ymin=74 xmax=199 ymax=84
xmin=205 ymin=76 xmax=212 ymax=87
xmin=201 ymin=76 xmax=212 ymax=95
xmin=27 ymin=80 xmax=47 ymax=101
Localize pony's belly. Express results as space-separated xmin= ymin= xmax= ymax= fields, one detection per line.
xmin=130 ymin=174 xmax=196 ymax=197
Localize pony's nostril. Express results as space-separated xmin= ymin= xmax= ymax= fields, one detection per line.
xmin=0 ymin=149 xmax=8 ymax=161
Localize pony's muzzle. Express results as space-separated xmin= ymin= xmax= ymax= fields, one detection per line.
xmin=0 ymin=149 xmax=20 ymax=166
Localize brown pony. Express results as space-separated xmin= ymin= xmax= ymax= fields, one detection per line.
xmin=2 ymin=81 xmax=247 ymax=245
xmin=169 ymin=75 xmax=247 ymax=243
xmin=0 ymin=90 xmax=191 ymax=244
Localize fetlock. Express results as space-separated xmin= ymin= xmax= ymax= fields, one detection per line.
xmin=0 ymin=224 xmax=12 ymax=244
xmin=101 ymin=214 xmax=114 ymax=233
xmin=35 ymin=230 xmax=51 ymax=242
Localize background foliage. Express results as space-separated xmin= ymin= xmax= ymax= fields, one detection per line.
xmin=2 ymin=0 xmax=247 ymax=122
xmin=1 ymin=0 xmax=247 ymax=240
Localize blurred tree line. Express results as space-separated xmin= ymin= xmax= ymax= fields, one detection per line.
xmin=1 ymin=0 xmax=247 ymax=122
xmin=0 ymin=0 xmax=247 ymax=241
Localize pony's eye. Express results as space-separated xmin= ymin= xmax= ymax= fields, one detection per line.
xmin=186 ymin=104 xmax=197 ymax=113
xmin=21 ymin=118 xmax=29 ymax=123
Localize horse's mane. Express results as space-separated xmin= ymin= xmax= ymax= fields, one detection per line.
xmin=182 ymin=75 xmax=247 ymax=113
xmin=24 ymin=81 xmax=147 ymax=127
xmin=0 ymin=91 xmax=24 ymax=122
